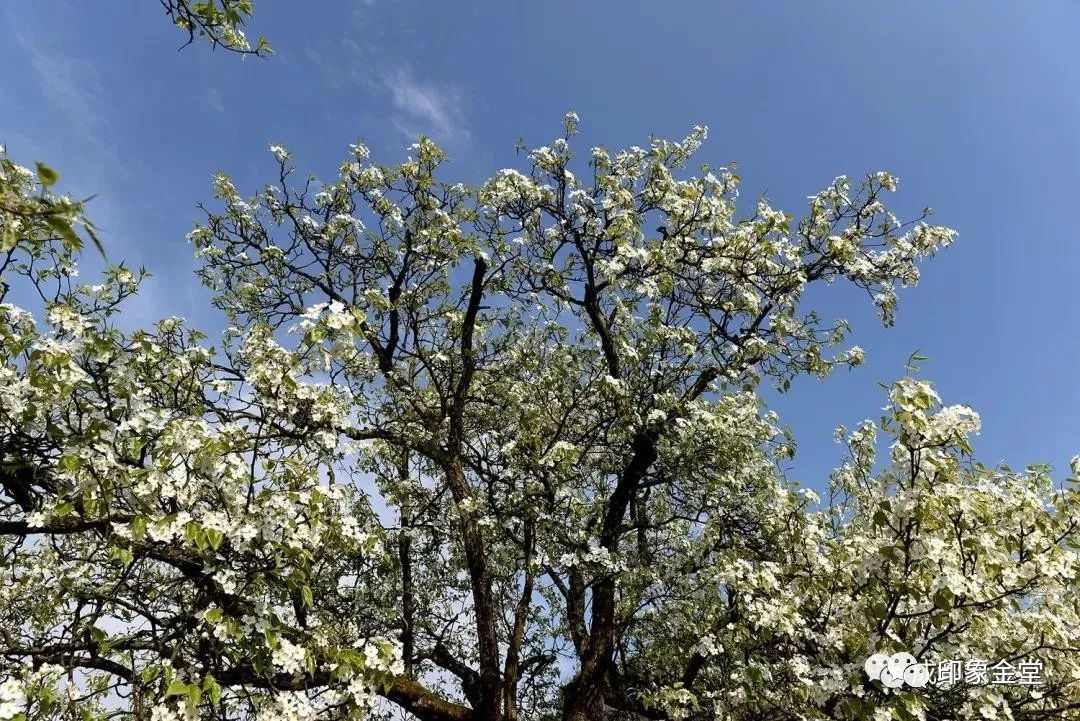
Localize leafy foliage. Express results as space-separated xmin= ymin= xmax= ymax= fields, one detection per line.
xmin=0 ymin=152 xmax=102 ymax=260
xmin=159 ymin=0 xmax=271 ymax=56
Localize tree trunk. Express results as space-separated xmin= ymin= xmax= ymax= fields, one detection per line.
xmin=562 ymin=676 xmax=606 ymax=721
xmin=398 ymin=452 xmax=415 ymax=676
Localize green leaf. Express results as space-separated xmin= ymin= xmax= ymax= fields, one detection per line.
xmin=83 ymin=219 xmax=106 ymax=259
xmin=165 ymin=680 xmax=190 ymax=697
xmin=57 ymin=455 xmax=81 ymax=474
xmin=185 ymin=522 xmax=205 ymax=549
xmin=205 ymin=528 xmax=225 ymax=551
xmin=185 ymin=684 xmax=202 ymax=714
xmin=109 ymin=545 xmax=133 ymax=566
xmin=36 ymin=162 xmax=59 ymax=186
xmin=44 ymin=215 xmax=82 ymax=252
xmin=203 ymin=675 xmax=222 ymax=707
xmin=301 ymin=585 xmax=313 ymax=608
xmin=933 ymin=588 xmax=954 ymax=610
xmin=1 ymin=224 xmax=18 ymax=251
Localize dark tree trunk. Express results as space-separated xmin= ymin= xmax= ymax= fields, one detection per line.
xmin=562 ymin=675 xmax=607 ymax=721
xmin=398 ymin=452 xmax=415 ymax=677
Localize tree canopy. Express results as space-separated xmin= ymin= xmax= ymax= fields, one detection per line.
xmin=2 ymin=118 xmax=1078 ymax=721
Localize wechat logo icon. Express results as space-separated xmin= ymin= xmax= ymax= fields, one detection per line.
xmin=865 ymin=652 xmax=930 ymax=689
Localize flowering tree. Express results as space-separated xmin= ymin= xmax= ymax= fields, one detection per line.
xmin=1 ymin=119 xmax=1077 ymax=721
xmin=619 ymin=376 xmax=1080 ymax=720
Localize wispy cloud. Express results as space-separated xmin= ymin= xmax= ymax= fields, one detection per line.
xmin=300 ymin=25 xmax=471 ymax=152
xmin=12 ymin=31 xmax=128 ymax=187
xmin=350 ymin=0 xmax=380 ymax=29
xmin=7 ymin=30 xmax=172 ymax=325
xmin=9 ymin=31 xmax=128 ymax=205
xmin=384 ymin=67 xmax=470 ymax=150
xmin=18 ymin=32 xmax=106 ymax=135
xmin=206 ymin=88 xmax=226 ymax=114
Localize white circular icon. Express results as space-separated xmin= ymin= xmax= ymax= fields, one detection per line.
xmin=864 ymin=653 xmax=890 ymax=680
xmin=864 ymin=651 xmax=927 ymax=690
xmin=903 ymin=663 xmax=930 ymax=688
xmin=888 ymin=652 xmax=917 ymax=679
xmin=879 ymin=666 xmax=905 ymax=688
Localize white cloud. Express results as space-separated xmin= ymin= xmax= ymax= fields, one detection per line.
xmin=350 ymin=0 xmax=380 ymax=29
xmin=18 ymin=32 xmax=105 ymax=134
xmin=5 ymin=32 xmax=172 ymax=324
xmin=384 ymin=67 xmax=470 ymax=150
xmin=206 ymin=88 xmax=226 ymax=114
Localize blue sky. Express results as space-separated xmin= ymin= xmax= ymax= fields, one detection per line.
xmin=3 ymin=0 xmax=1079 ymax=488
